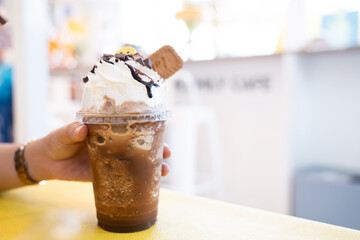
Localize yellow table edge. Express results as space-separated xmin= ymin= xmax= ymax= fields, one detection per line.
xmin=0 ymin=180 xmax=359 ymax=240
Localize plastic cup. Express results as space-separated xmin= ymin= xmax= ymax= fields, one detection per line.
xmin=77 ymin=111 xmax=169 ymax=233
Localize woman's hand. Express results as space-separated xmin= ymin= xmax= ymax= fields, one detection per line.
xmin=26 ymin=122 xmax=171 ymax=182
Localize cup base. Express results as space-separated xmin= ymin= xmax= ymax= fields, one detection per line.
xmin=98 ymin=219 xmax=156 ymax=233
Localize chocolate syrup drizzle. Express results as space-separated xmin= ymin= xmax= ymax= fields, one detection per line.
xmin=84 ymin=53 xmax=158 ymax=98
xmin=125 ymin=63 xmax=159 ymax=98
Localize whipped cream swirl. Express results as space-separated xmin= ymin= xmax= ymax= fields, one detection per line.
xmin=80 ymin=53 xmax=167 ymax=114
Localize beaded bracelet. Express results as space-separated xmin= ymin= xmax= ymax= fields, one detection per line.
xmin=14 ymin=143 xmax=39 ymax=185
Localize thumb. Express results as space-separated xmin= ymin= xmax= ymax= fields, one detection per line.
xmin=57 ymin=122 xmax=88 ymax=145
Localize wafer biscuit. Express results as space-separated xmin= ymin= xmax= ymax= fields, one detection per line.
xmin=149 ymin=45 xmax=183 ymax=79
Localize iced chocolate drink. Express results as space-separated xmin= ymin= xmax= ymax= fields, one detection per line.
xmin=87 ymin=120 xmax=165 ymax=232
xmin=77 ymin=46 xmax=182 ymax=233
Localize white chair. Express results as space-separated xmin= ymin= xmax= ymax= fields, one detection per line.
xmin=163 ymin=70 xmax=225 ymax=199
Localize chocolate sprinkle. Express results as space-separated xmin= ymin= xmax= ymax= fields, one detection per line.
xmin=144 ymin=58 xmax=152 ymax=69
xmin=82 ymin=76 xmax=89 ymax=83
xmin=133 ymin=53 xmax=142 ymax=60
xmin=135 ymin=58 xmax=144 ymax=66
xmin=103 ymin=54 xmax=113 ymax=59
xmin=115 ymin=53 xmax=128 ymax=61
xmin=103 ymin=59 xmax=114 ymax=65
xmin=125 ymin=63 xmax=159 ymax=98
xmin=90 ymin=65 xmax=97 ymax=74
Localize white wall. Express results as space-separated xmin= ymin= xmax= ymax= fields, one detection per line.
xmin=292 ymin=49 xmax=360 ymax=171
xmin=170 ymin=55 xmax=291 ymax=214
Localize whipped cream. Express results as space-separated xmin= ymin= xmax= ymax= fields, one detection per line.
xmin=80 ymin=54 xmax=167 ymax=114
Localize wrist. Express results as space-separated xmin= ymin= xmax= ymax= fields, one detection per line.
xmin=25 ymin=139 xmax=53 ymax=181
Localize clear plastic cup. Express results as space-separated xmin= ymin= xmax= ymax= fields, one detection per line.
xmin=77 ymin=111 xmax=170 ymax=233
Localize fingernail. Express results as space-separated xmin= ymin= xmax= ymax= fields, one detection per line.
xmin=164 ymin=143 xmax=171 ymax=150
xmin=74 ymin=125 xmax=83 ymax=136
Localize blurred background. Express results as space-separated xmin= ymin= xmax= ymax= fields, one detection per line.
xmin=1 ymin=0 xmax=360 ymax=230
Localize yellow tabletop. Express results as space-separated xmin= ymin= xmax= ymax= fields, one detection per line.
xmin=0 ymin=181 xmax=359 ymax=240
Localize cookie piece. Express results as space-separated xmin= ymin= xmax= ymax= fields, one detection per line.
xmin=149 ymin=45 xmax=183 ymax=79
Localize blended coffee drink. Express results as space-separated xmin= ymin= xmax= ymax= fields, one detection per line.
xmin=87 ymin=118 xmax=165 ymax=232
xmin=77 ymin=46 xmax=182 ymax=233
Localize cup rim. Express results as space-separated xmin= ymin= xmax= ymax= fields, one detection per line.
xmin=76 ymin=110 xmax=171 ymax=124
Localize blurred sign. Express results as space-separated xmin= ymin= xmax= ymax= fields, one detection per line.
xmin=175 ymin=73 xmax=271 ymax=93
